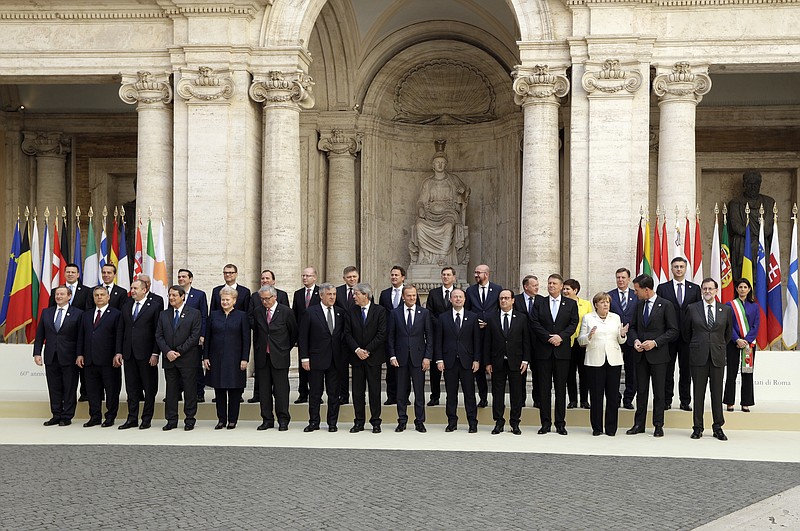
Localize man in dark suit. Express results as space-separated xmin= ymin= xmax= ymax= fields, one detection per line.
xmin=335 ymin=265 xmax=360 ymax=311
xmin=76 ymin=286 xmax=124 ymax=427
xmin=464 ymin=264 xmax=502 ymax=407
xmin=378 ymin=265 xmax=407 ymax=407
xmin=344 ymin=283 xmax=387 ymax=433
xmin=292 ymin=266 xmax=320 ymax=404
xmin=210 ymin=263 xmax=251 ymax=313
xmin=513 ymin=274 xmax=542 ymax=407
xmin=656 ymin=256 xmax=700 ymax=411
xmin=683 ymin=278 xmax=733 ymax=441
xmin=34 ymin=285 xmax=83 ymax=426
xmin=298 ymin=283 xmax=345 ymax=432
xmin=249 ymin=268 xmax=290 ymax=403
xmin=252 ymin=285 xmax=297 ymax=431
xmin=51 ymin=263 xmax=90 ymax=402
xmin=177 ymin=268 xmax=209 ymax=402
xmin=626 ymin=274 xmax=679 ymax=437
xmin=387 ymin=285 xmax=433 ymax=433
xmin=155 ymin=285 xmax=202 ymax=431
xmin=434 ymin=288 xmax=480 ymax=432
xmin=118 ymin=278 xmax=163 ymax=430
xmin=423 ymin=266 xmax=457 ymax=406
xmin=86 ymin=264 xmax=128 ymax=310
xmin=608 ymin=267 xmax=638 ymax=409
xmin=484 ymin=289 xmax=531 ymax=435
xmin=531 ymin=274 xmax=578 ymax=435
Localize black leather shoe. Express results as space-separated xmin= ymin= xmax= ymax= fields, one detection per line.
xmin=184 ymin=424 xmax=195 ymax=431
xmin=58 ymin=420 xmax=71 ymax=426
xmin=227 ymin=423 xmax=236 ymax=430
xmin=580 ymin=402 xmax=590 ymax=409
xmin=626 ymin=425 xmax=645 ymax=435
xmin=426 ymin=398 xmax=439 ymax=406
xmin=118 ymin=420 xmax=138 ymax=430
xmin=101 ymin=419 xmax=114 ymax=428
xmin=349 ymin=425 xmax=364 ymax=433
xmin=139 ymin=422 xmax=150 ymax=430
xmin=247 ymin=397 xmax=260 ymax=403
xmin=340 ymin=398 xmax=350 ymax=405
xmin=511 ymin=426 xmax=522 ymax=435
xmin=328 ymin=426 xmax=338 ymax=432
xmin=567 ymin=401 xmax=577 ymax=409
xmin=294 ymin=396 xmax=309 ymax=404
xmin=384 ymin=399 xmax=397 ymax=405
xmin=415 ymin=424 xmax=427 ymax=433
xmin=43 ymin=418 xmax=60 ymax=426
xmin=196 ymin=395 xmax=205 ymax=403
xmin=623 ymin=402 xmax=634 ymax=410
xmin=478 ymin=399 xmax=488 ymax=408
xmin=83 ymin=419 xmax=101 ymax=428
xmin=713 ymin=429 xmax=728 ymax=441
xmin=372 ymin=425 xmax=381 ymax=433
xmin=593 ymin=430 xmax=603 ymax=436
xmin=215 ymin=422 xmax=225 ymax=430
xmin=556 ymin=427 xmax=568 ymax=435
xmin=78 ymin=395 xmax=88 ymax=402
xmin=395 ymin=423 xmax=406 ymax=432
xmin=537 ymin=426 xmax=551 ymax=435
xmin=303 ymin=424 xmax=320 ymax=432
xmin=162 ymin=423 xmax=177 ymax=431
xmin=491 ymin=423 xmax=504 ymax=435
xmin=680 ymin=404 xmax=692 ymax=412
xmin=445 ymin=424 xmax=457 ymax=433
xmin=278 ymin=424 xmax=288 ymax=431
xmin=690 ymin=428 xmax=702 ymax=439
xmin=257 ymin=422 xmax=274 ymax=431
xmin=468 ymin=425 xmax=478 ymax=433
xmin=654 ymin=426 xmax=664 ymax=437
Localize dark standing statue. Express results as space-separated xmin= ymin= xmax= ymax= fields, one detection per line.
xmin=727 ymin=170 xmax=775 ymax=281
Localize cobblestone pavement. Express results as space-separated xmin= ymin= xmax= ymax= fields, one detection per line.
xmin=2 ymin=445 xmax=798 ymax=530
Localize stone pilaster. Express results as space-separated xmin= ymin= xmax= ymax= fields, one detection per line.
xmin=653 ymin=62 xmax=711 ymax=221
xmin=250 ymin=70 xmax=314 ymax=289
xmin=513 ymin=64 xmax=569 ymax=278
xmin=318 ymin=128 xmax=361 ymax=280
xmin=21 ymin=131 xmax=70 ymax=215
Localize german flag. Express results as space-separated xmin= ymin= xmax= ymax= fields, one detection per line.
xmin=4 ymin=220 xmax=33 ymax=340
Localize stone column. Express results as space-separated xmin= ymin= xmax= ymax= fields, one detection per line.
xmin=249 ymin=70 xmax=314 ymax=289
xmin=512 ymin=65 xmax=569 ymax=277
xmin=21 ymin=132 xmax=70 ymax=214
xmin=119 ymin=71 xmax=174 ymax=264
xmin=318 ymin=128 xmax=361 ymax=280
xmin=653 ymin=62 xmax=711 ymax=218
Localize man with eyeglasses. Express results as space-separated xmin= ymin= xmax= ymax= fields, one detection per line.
xmin=210 ymin=263 xmax=251 ymax=313
xmin=292 ymin=267 xmax=320 ymax=404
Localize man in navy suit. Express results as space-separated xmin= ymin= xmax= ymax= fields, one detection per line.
xmin=656 ymin=256 xmax=700 ymax=411
xmin=345 ymin=283 xmax=387 ymax=433
xmin=608 ymin=268 xmax=638 ymax=409
xmin=292 ymin=266 xmax=320 ymax=404
xmin=211 ymin=263 xmax=251 ymax=313
xmin=298 ymin=283 xmax=345 ymax=432
xmin=513 ymin=274 xmax=542 ymax=407
xmin=531 ymin=274 xmax=579 ymax=435
xmin=335 ymin=265 xmax=360 ymax=311
xmin=422 ymin=266 xmax=457 ymax=406
xmin=34 ymin=285 xmax=83 ymax=426
xmin=118 ymin=278 xmax=163 ymax=430
xmin=378 ymin=265 xmax=409 ymax=406
xmin=464 ymin=264 xmax=501 ymax=407
xmin=387 ymin=285 xmax=433 ymax=433
xmin=177 ymin=268 xmax=209 ymax=402
xmin=435 ymin=288 xmax=480 ymax=432
xmin=50 ymin=263 xmax=90 ymax=402
xmin=485 ymin=289 xmax=531 ymax=435
xmin=156 ymin=285 xmax=203 ymax=431
xmin=249 ymin=268 xmax=290 ymax=403
xmin=86 ymin=264 xmax=128 ymax=310
xmin=76 ymin=286 xmax=124 ymax=427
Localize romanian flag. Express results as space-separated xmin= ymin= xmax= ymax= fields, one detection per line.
xmin=766 ymin=216 xmax=783 ymax=348
xmin=754 ymin=219 xmax=768 ymax=349
xmin=720 ymin=216 xmax=734 ymax=303
xmin=5 ymin=220 xmax=33 ymax=340
xmin=642 ymin=218 xmax=652 ymax=276
xmin=0 ymin=220 xmax=21 ymax=326
xmin=741 ymin=217 xmax=753 ymax=286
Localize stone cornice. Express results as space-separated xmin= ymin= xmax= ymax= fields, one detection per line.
xmin=249 ymin=70 xmax=315 ymax=110
xmin=176 ymin=66 xmax=235 ymax=102
xmin=512 ymin=64 xmax=570 ymax=105
xmin=119 ymin=71 xmax=173 ymax=106
xmin=581 ymin=59 xmax=643 ymax=95
xmin=653 ymin=62 xmax=711 ymax=103
xmin=318 ymin=129 xmax=362 ymax=157
xmin=21 ymin=132 xmax=70 ymax=157
xmin=566 ymin=0 xmax=800 ymax=5
xmin=0 ymin=1 xmax=263 ymax=20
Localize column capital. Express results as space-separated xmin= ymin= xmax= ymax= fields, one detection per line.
xmin=318 ymin=129 xmax=362 ymax=157
xmin=249 ymin=70 xmax=315 ymax=110
xmin=119 ymin=71 xmax=173 ymax=107
xmin=512 ymin=65 xmax=570 ymax=105
xmin=21 ymin=131 xmax=70 ymax=158
xmin=176 ymin=67 xmax=235 ymax=102
xmin=581 ymin=59 xmax=643 ymax=96
xmin=652 ymin=62 xmax=711 ymax=104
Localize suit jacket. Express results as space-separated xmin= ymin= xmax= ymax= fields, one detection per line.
xmin=33 ymin=305 xmax=83 ymax=366
xmin=155 ymin=305 xmax=202 ymax=369
xmin=48 ymin=283 xmax=90 ymax=310
xmin=464 ymin=281 xmax=502 ymax=321
xmin=483 ymin=310 xmax=531 ymax=367
xmin=77 ymin=306 xmax=124 ymax=367
xmin=252 ymin=288 xmax=290 ymax=310
xmin=387 ymin=305 xmax=433 ymax=367
xmin=513 ymin=292 xmax=540 ymax=317
xmin=578 ymin=312 xmax=626 ymax=367
xmin=608 ymin=287 xmax=637 ymax=325
xmin=120 ymin=293 xmax=163 ymax=361
xmin=435 ymin=309 xmax=481 ymax=370
xmin=210 ymin=284 xmax=252 ymax=314
xmin=292 ymin=285 xmax=320 ymax=325
xmin=85 ymin=284 xmax=128 ymax=310
xmin=336 ymin=284 xmax=371 ymax=311
xmin=378 ymin=286 xmax=419 ymax=313
xmin=425 ymin=285 xmax=454 ymax=318
xmin=344 ymin=303 xmax=387 ymax=367
xmin=683 ymin=301 xmax=733 ymax=368
xmin=204 ymin=309 xmax=251 ymax=389
xmin=628 ymin=296 xmax=679 ymax=364
xmin=298 ymin=303 xmax=346 ymax=371
xmin=531 ymin=296 xmax=579 ymax=360
xmin=252 ymin=303 xmax=297 ymax=370
xmin=184 ymin=287 xmax=209 ymax=337
xmin=656 ymin=279 xmax=701 ymax=330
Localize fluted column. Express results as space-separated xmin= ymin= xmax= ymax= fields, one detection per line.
xmin=119 ymin=71 xmax=174 ymax=265
xmin=318 ymin=128 xmax=361 ymax=279
xmin=250 ymin=70 xmax=315 ymax=288
xmin=653 ymin=62 xmax=711 ymax=217
xmin=21 ymin=132 xmax=70 ymax=214
xmin=513 ymin=65 xmax=569 ymax=277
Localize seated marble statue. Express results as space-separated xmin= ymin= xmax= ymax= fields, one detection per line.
xmin=409 ymin=146 xmax=470 ymax=266
xmin=727 ymin=170 xmax=775 ymax=281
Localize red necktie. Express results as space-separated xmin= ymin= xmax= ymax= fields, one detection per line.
xmin=93 ymin=309 xmax=102 ymax=328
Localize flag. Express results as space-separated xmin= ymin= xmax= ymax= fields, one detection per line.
xmin=693 ymin=214 xmax=703 ymax=284
xmin=60 ymin=215 xmax=69 ymax=264
xmin=784 ymin=212 xmax=798 ymax=349
xmin=144 ymin=218 xmax=155 ymax=280
xmin=720 ymin=217 xmax=734 ymax=303
xmin=5 ymin=220 xmax=33 ymax=340
xmin=83 ymin=216 xmax=99 ymax=288
xmin=152 ymin=219 xmax=169 ymax=307
xmin=99 ymin=221 xmax=108 ymax=282
xmin=672 ymin=217 xmax=683 ymax=263
xmin=27 ymin=218 xmax=41 ymax=343
xmin=34 ymin=220 xmax=52 ymax=341
xmin=754 ymin=219 xmax=768 ymax=349
xmin=52 ymin=219 xmax=64 ymax=287
xmin=742 ymin=218 xmax=753 ymax=286
xmin=117 ymin=220 xmax=131 ymax=293
xmin=0 ymin=220 xmax=21 ymax=326
xmin=642 ymin=218 xmax=652 ymax=276
xmin=73 ymin=219 xmax=82 ymax=279
xmin=653 ymin=216 xmax=662 ymax=289
xmin=660 ymin=219 xmax=670 ymax=283
xmin=133 ymin=219 xmax=143 ymax=283
xmin=636 ymin=217 xmax=643 ymax=276
xmin=710 ymin=212 xmax=721 ymax=302
xmin=684 ymin=215 xmax=692 ymax=276
xmin=111 ymin=215 xmax=119 ymax=278
xmin=766 ymin=216 xmax=783 ymax=348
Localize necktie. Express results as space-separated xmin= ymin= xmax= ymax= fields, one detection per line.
xmin=406 ymin=308 xmax=413 ymax=330
xmin=527 ymin=296 xmax=533 ymax=315
xmin=362 ymin=307 xmax=368 ymax=324
xmin=503 ymin=313 xmax=510 ymax=334
xmin=173 ymin=309 xmax=180 ymax=330
xmin=455 ymin=312 xmax=461 ymax=329
xmin=305 ymin=288 xmax=311 ymax=308
xmin=348 ymin=288 xmax=354 ymax=305
xmin=106 ymin=285 xmax=112 ymax=293
xmin=620 ymin=291 xmax=627 ymax=311
xmin=68 ymin=285 xmax=74 ymax=305
xmin=326 ymin=306 xmax=334 ymax=334
xmin=643 ymin=300 xmax=651 ymax=325
xmin=94 ymin=309 xmax=102 ymax=328
xmin=55 ymin=308 xmax=63 ymax=332
xmin=266 ymin=307 xmax=272 ymax=324
xmin=677 ymin=283 xmax=684 ymax=306
xmin=444 ymin=289 xmax=451 ymax=309
xmin=481 ymin=286 xmax=486 ymax=305
xmin=133 ymin=302 xmax=141 ymax=321
xmin=707 ymin=304 xmax=715 ymax=327
xmin=551 ymin=298 xmax=558 ymax=321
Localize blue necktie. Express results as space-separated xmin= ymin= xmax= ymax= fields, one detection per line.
xmin=527 ymin=297 xmax=533 ymax=315
xmin=362 ymin=307 xmax=367 ymax=324
xmin=133 ymin=302 xmax=141 ymax=322
xmin=54 ymin=308 xmax=63 ymax=332
xmin=173 ymin=309 xmax=180 ymax=330
xmin=643 ymin=300 xmax=651 ymax=325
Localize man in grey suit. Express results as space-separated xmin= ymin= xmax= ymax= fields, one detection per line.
xmin=683 ymin=278 xmax=733 ymax=441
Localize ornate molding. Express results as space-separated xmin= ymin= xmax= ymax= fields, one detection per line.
xmin=119 ymin=71 xmax=173 ymax=106
xmin=318 ymin=129 xmax=362 ymax=157
xmin=512 ymin=64 xmax=570 ymax=105
xmin=176 ymin=67 xmax=235 ymax=102
xmin=652 ymin=62 xmax=712 ymax=103
xmin=249 ymin=71 xmax=315 ymax=110
xmin=21 ymin=132 xmax=70 ymax=158
xmin=581 ymin=59 xmax=643 ymax=95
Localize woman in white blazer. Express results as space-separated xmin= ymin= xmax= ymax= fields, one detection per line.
xmin=578 ymin=292 xmax=628 ymax=436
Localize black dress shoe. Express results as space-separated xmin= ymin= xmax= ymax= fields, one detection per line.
xmin=196 ymin=395 xmax=205 ymax=403
xmin=690 ymin=428 xmax=702 ymax=439
xmin=227 ymin=423 xmax=236 ymax=430
xmin=139 ymin=422 xmax=151 ymax=430
xmin=445 ymin=424 xmax=457 ymax=433
xmin=83 ymin=419 xmax=101 ymax=428
xmin=468 ymin=425 xmax=478 ymax=433
xmin=679 ymin=404 xmax=692 ymax=412
xmin=211 ymin=398 xmax=217 ymax=403
xmin=340 ymin=398 xmax=350 ymax=405
xmin=623 ymin=402 xmax=634 ymax=410
xmin=511 ymin=426 xmax=522 ymax=435
xmin=78 ymin=395 xmax=88 ymax=402
xmin=426 ymin=398 xmax=439 ymax=406
xmin=58 ymin=419 xmax=72 ymax=426
xmin=384 ymin=399 xmax=397 ymax=405
xmin=580 ymin=402 xmax=590 ymax=409
xmin=592 ymin=429 xmax=603 ymax=436
xmin=294 ymin=396 xmax=309 ymax=404
xmin=654 ymin=426 xmax=664 ymax=437
xmin=43 ymin=418 xmax=60 ymax=426
xmin=395 ymin=423 xmax=406 ymax=433
xmin=184 ymin=424 xmax=195 ymax=431
xmin=257 ymin=422 xmax=274 ymax=431
xmin=328 ymin=426 xmax=338 ymax=432
xmin=247 ymin=397 xmax=260 ymax=403
xmin=118 ymin=420 xmax=138 ymax=430
xmin=491 ymin=424 xmax=504 ymax=435
xmin=303 ymin=424 xmax=320 ymax=432
xmin=101 ymin=419 xmax=114 ymax=428
xmin=626 ymin=425 xmax=645 ymax=435
xmin=372 ymin=425 xmax=381 ymax=433
xmin=478 ymin=399 xmax=488 ymax=408
xmin=556 ymin=427 xmax=568 ymax=435
xmin=415 ymin=424 xmax=427 ymax=433
xmin=567 ymin=401 xmax=577 ymax=409
xmin=349 ymin=425 xmax=364 ymax=433
xmin=713 ymin=429 xmax=728 ymax=441
xmin=215 ymin=422 xmax=225 ymax=430
xmin=278 ymin=424 xmax=289 ymax=431
xmin=162 ymin=423 xmax=178 ymax=431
